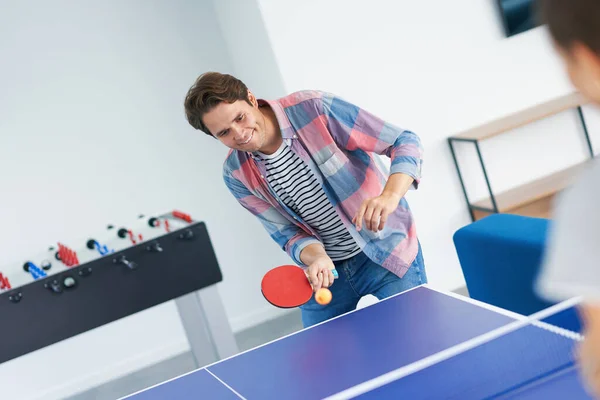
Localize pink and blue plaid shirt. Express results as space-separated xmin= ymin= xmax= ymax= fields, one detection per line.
xmin=222 ymin=90 xmax=423 ymax=278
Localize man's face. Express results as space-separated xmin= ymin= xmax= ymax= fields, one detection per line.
xmin=557 ymin=42 xmax=600 ymax=104
xmin=202 ymin=94 xmax=267 ymax=152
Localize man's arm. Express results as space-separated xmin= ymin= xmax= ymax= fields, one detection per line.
xmin=382 ymin=172 xmax=415 ymax=200
xmin=577 ymin=303 xmax=600 ymax=397
xmin=224 ymin=171 xmax=336 ymax=291
xmin=299 ymin=243 xmax=336 ymax=291
xmin=299 ymin=242 xmax=328 ymax=265
xmin=352 ymin=172 xmax=415 ymax=232
xmin=223 ymin=169 xmax=320 ymax=266
xmin=321 ymin=92 xmax=423 ymax=190
xmin=321 ymin=93 xmax=423 ymax=231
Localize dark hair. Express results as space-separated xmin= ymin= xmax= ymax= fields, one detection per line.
xmin=537 ymin=0 xmax=600 ymax=55
xmin=184 ymin=72 xmax=251 ymax=136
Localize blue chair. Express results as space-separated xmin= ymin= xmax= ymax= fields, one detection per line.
xmin=453 ymin=213 xmax=556 ymax=316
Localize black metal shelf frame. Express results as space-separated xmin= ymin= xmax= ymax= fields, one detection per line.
xmin=447 ymin=105 xmax=594 ymax=222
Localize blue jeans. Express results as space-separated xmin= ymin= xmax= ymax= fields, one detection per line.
xmin=299 ymin=242 xmax=427 ymax=327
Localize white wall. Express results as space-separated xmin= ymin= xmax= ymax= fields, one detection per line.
xmin=256 ymin=0 xmax=600 ymax=290
xmin=213 ymin=0 xmax=287 ymax=99
xmin=4 ymin=0 xmax=600 ymax=398
xmin=209 ymin=0 xmax=299 ymax=331
xmin=0 ymin=0 xmax=245 ymax=398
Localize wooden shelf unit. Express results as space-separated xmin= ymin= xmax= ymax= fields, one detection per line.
xmin=448 ymin=92 xmax=594 ymax=221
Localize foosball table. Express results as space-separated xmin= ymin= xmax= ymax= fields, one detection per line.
xmin=0 ymin=210 xmax=238 ymax=368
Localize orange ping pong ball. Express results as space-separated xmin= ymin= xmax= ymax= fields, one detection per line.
xmin=315 ymin=288 xmax=332 ymax=305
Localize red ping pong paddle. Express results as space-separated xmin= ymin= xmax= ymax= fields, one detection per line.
xmin=261 ymin=265 xmax=338 ymax=308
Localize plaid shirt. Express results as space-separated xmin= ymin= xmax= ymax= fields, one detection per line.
xmin=222 ymin=90 xmax=423 ymax=278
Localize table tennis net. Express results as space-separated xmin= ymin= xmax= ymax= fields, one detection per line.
xmin=326 ymin=297 xmax=588 ymax=400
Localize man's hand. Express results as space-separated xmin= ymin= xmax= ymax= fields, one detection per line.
xmin=306 ymin=255 xmax=335 ymax=292
xmin=353 ymin=192 xmax=400 ymax=232
xmin=577 ymin=304 xmax=600 ymax=397
xmin=353 ymin=173 xmax=414 ymax=232
xmin=577 ymin=336 xmax=600 ymax=397
xmin=299 ymin=243 xmax=336 ymax=292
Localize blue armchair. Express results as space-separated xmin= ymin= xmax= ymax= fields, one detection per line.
xmin=452 ymin=213 xmax=556 ymax=316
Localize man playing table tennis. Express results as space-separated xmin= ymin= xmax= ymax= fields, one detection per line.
xmin=183 ymin=73 xmax=426 ymax=327
xmin=535 ymin=0 xmax=600 ymax=397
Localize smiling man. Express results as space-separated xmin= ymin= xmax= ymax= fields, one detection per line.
xmin=183 ymin=72 xmax=426 ymax=327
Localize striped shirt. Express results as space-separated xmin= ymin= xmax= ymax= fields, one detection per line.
xmin=253 ymin=141 xmax=361 ymax=261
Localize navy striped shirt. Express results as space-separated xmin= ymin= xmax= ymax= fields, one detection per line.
xmin=254 ymin=142 xmax=361 ymax=261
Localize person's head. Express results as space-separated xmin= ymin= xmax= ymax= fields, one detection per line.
xmin=537 ymin=0 xmax=600 ymax=103
xmin=184 ymin=72 xmax=271 ymax=152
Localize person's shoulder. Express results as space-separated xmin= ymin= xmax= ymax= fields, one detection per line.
xmin=281 ymin=89 xmax=325 ymax=102
xmin=272 ymin=90 xmax=341 ymax=122
xmin=275 ymin=89 xmax=333 ymax=109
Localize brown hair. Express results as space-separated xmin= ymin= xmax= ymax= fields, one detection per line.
xmin=537 ymin=0 xmax=600 ymax=55
xmin=184 ymin=72 xmax=251 ymax=136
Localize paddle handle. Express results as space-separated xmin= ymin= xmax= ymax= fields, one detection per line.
xmin=305 ymin=268 xmax=339 ymax=290
xmin=305 ymin=268 xmax=339 ymax=279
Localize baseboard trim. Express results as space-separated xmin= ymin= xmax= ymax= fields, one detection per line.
xmin=29 ymin=340 xmax=190 ymax=400
xmin=229 ymin=304 xmax=297 ymax=333
xmin=452 ymin=285 xmax=469 ymax=297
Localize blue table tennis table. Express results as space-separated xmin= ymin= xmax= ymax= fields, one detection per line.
xmin=119 ymin=285 xmax=592 ymax=399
